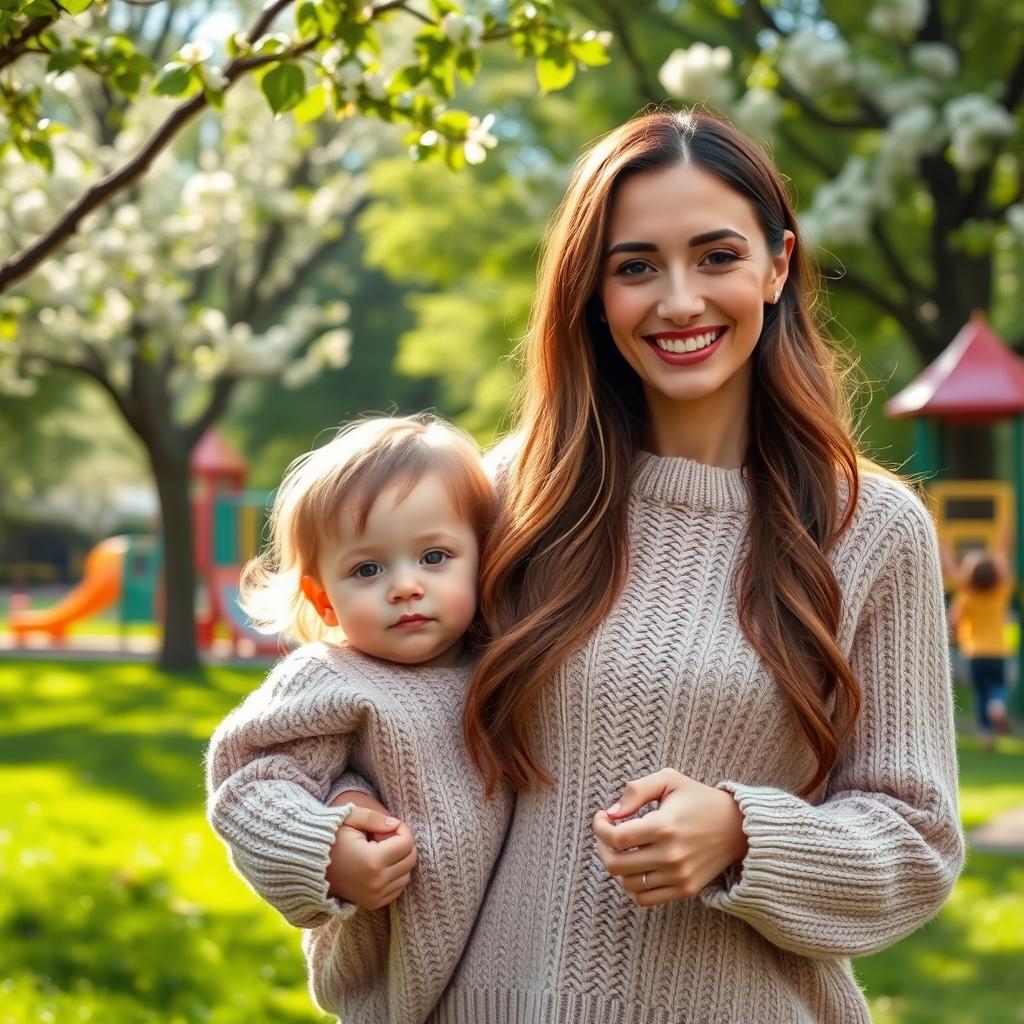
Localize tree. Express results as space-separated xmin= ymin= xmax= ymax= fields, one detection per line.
xmin=1 ymin=1 xmax=614 ymax=669
xmin=606 ymin=0 xmax=1024 ymax=475
xmin=0 ymin=0 xmax=611 ymax=291
xmin=363 ymin=0 xmax=1024 ymax=476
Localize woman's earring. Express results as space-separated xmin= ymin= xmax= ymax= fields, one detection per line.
xmin=773 ymin=290 xmax=781 ymax=303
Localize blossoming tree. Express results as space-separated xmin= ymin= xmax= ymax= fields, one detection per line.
xmin=647 ymin=0 xmax=1023 ymax=474
xmin=0 ymin=0 xmax=612 ymax=669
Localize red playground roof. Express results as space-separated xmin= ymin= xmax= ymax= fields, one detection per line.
xmin=886 ymin=313 xmax=1024 ymax=421
xmin=190 ymin=430 xmax=248 ymax=478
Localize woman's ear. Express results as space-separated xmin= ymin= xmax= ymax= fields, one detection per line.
xmin=301 ymin=575 xmax=339 ymax=626
xmin=768 ymin=229 xmax=796 ymax=302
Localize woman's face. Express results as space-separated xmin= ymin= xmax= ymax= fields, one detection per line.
xmin=599 ymin=162 xmax=793 ymax=414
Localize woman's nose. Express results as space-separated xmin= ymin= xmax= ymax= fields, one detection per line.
xmin=657 ymin=273 xmax=705 ymax=322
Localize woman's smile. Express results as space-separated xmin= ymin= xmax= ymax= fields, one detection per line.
xmin=643 ymin=326 xmax=728 ymax=365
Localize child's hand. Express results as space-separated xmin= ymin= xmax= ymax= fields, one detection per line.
xmin=326 ymin=793 xmax=417 ymax=909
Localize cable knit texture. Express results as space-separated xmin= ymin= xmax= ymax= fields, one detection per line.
xmin=205 ymin=644 xmax=512 ymax=1023
xmin=427 ymin=451 xmax=964 ymax=1024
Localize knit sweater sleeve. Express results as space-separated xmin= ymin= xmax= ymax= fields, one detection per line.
xmin=701 ymin=491 xmax=965 ymax=958
xmin=205 ymin=648 xmax=368 ymax=929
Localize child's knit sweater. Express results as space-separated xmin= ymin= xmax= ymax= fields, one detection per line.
xmin=426 ymin=453 xmax=963 ymax=1024
xmin=205 ymin=643 xmax=512 ymax=1023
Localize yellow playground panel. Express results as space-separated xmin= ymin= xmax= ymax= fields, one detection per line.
xmin=927 ymin=480 xmax=1014 ymax=569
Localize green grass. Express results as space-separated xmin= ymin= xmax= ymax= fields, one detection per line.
xmin=1 ymin=661 xmax=1022 ymax=1023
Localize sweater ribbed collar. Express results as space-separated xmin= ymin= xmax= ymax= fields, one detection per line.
xmin=632 ymin=449 xmax=749 ymax=512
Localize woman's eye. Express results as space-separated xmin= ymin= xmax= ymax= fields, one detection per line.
xmin=703 ymin=249 xmax=740 ymax=267
xmin=616 ymin=259 xmax=652 ymax=277
xmin=354 ymin=562 xmax=382 ymax=579
xmin=422 ymin=549 xmax=448 ymax=566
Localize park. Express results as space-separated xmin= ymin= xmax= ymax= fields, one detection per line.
xmin=2 ymin=0 xmax=1023 ymax=1021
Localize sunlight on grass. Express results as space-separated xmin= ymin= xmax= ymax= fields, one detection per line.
xmin=1 ymin=658 xmax=1022 ymax=1023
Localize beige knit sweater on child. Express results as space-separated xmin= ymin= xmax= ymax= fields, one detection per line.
xmin=205 ymin=643 xmax=512 ymax=1023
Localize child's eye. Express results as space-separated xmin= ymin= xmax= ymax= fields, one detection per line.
xmin=422 ymin=549 xmax=448 ymax=566
xmin=353 ymin=562 xmax=382 ymax=579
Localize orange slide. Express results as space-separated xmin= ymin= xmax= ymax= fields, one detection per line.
xmin=10 ymin=536 xmax=127 ymax=638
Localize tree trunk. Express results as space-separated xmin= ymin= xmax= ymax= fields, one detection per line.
xmin=150 ymin=447 xmax=200 ymax=671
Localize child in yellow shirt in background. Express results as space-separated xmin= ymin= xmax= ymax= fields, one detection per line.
xmin=947 ymin=540 xmax=1014 ymax=751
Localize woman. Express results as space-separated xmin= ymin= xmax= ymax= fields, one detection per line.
xmin=330 ymin=109 xmax=964 ymax=1023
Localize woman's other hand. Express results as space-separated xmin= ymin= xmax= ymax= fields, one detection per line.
xmin=327 ymin=790 xmax=417 ymax=909
xmin=592 ymin=768 xmax=748 ymax=907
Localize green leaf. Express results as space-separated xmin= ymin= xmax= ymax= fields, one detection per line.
xmin=260 ymin=61 xmax=307 ymax=114
xmin=153 ymin=63 xmax=194 ymax=97
xmin=535 ymin=49 xmax=575 ymax=93
xmin=428 ymin=0 xmax=460 ymax=15
xmin=455 ymin=47 xmax=480 ymax=84
xmin=46 ymin=48 xmax=82 ymax=74
xmin=569 ymin=37 xmax=611 ymax=67
xmin=389 ymin=64 xmax=426 ymax=92
xmin=314 ymin=0 xmax=342 ymax=35
xmin=293 ymin=81 xmax=327 ymax=124
xmin=57 ymin=0 xmax=92 ymax=12
xmin=435 ymin=108 xmax=471 ymax=134
xmin=296 ymin=0 xmax=319 ymax=38
xmin=23 ymin=0 xmax=59 ymax=15
xmin=17 ymin=137 xmax=53 ymax=172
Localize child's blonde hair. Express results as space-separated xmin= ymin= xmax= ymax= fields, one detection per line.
xmin=241 ymin=414 xmax=494 ymax=644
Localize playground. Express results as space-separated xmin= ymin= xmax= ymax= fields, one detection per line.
xmin=2 ymin=431 xmax=283 ymax=662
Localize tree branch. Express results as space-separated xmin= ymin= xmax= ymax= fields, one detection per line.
xmin=184 ymin=373 xmax=238 ymax=449
xmin=0 ymin=14 xmax=58 ymax=73
xmin=23 ymin=350 xmax=144 ymax=435
xmin=591 ymin=0 xmax=661 ymax=103
xmin=823 ymin=261 xmax=922 ymax=339
xmin=870 ymin=220 xmax=931 ymax=305
xmin=249 ymin=193 xmax=372 ymax=329
xmin=0 ymin=3 xmax=319 ymax=294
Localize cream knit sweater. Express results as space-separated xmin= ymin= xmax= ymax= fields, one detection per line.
xmin=205 ymin=643 xmax=512 ymax=1023
xmin=426 ymin=452 xmax=963 ymax=1024
xmin=209 ymin=452 xmax=964 ymax=1024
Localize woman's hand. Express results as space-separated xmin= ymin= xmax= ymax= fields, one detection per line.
xmin=326 ymin=790 xmax=417 ymax=909
xmin=592 ymin=768 xmax=748 ymax=908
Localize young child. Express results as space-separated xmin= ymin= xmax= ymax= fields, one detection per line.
xmin=205 ymin=415 xmax=511 ymax=1023
xmin=946 ymin=540 xmax=1014 ymax=751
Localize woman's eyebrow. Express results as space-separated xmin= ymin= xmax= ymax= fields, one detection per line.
xmin=688 ymin=228 xmax=749 ymax=247
xmin=605 ymin=240 xmax=658 ymax=258
xmin=605 ymin=229 xmax=749 ymax=259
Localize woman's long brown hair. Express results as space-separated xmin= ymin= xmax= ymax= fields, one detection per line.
xmin=464 ymin=109 xmax=864 ymax=799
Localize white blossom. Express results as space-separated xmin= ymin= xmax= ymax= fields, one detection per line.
xmin=944 ymin=94 xmax=1016 ymax=171
xmin=364 ymin=71 xmax=387 ymax=102
xmin=868 ymin=0 xmax=927 ymax=39
xmin=464 ymin=113 xmax=497 ymax=165
xmin=911 ymin=43 xmax=958 ymax=81
xmin=875 ymin=77 xmax=938 ymax=116
xmin=441 ymin=12 xmax=485 ymax=47
xmin=658 ymin=43 xmax=734 ymax=108
xmin=800 ymin=157 xmax=877 ymax=247
xmin=178 ymin=41 xmax=212 ymax=67
xmin=321 ymin=45 xmax=344 ymax=75
xmin=732 ymin=88 xmax=783 ymax=140
xmin=878 ymin=103 xmax=945 ymax=175
xmin=1006 ymin=204 xmax=1024 ymax=239
xmin=335 ymin=61 xmax=364 ymax=103
xmin=779 ymin=29 xmax=852 ymax=96
xmin=203 ymin=65 xmax=230 ymax=92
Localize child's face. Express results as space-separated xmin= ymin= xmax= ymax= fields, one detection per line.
xmin=305 ymin=472 xmax=479 ymax=667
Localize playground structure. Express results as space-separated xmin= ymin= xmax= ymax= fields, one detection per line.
xmin=886 ymin=311 xmax=1024 ymax=716
xmin=9 ymin=430 xmax=280 ymax=656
